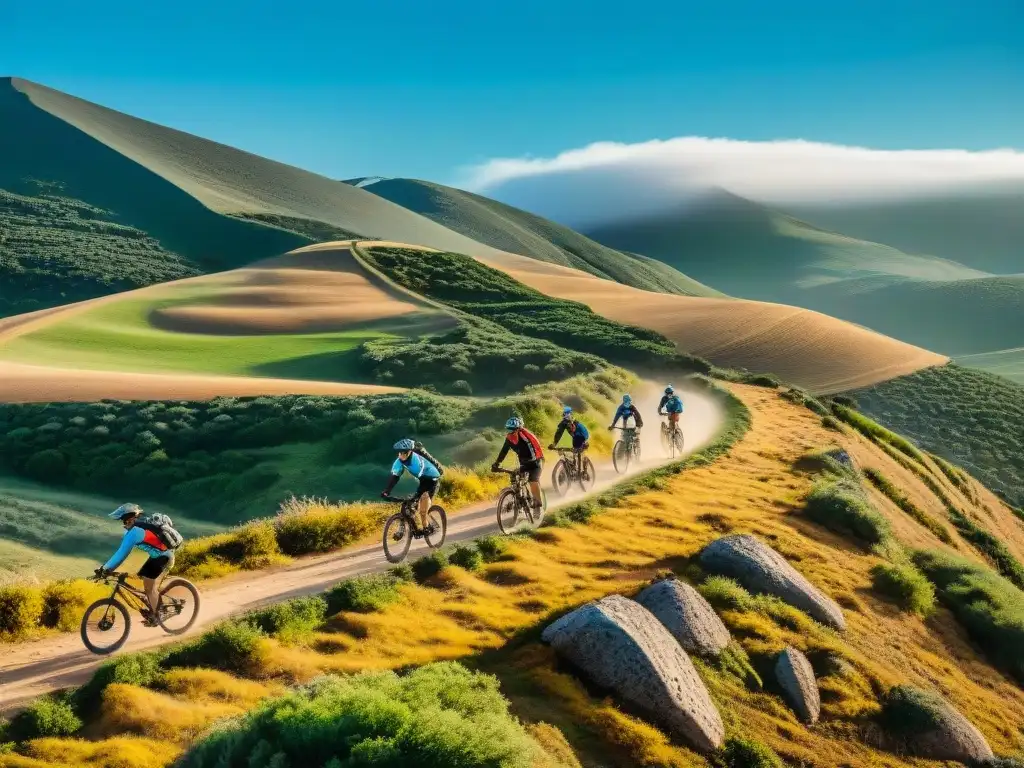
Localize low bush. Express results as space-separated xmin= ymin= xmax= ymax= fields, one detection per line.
xmin=804 ymin=477 xmax=893 ymax=550
xmin=831 ymin=405 xmax=926 ymax=463
xmin=175 ymin=519 xmax=283 ymax=580
xmin=162 ymin=621 xmax=265 ymax=674
xmin=4 ymin=694 xmax=81 ymax=742
xmin=718 ymin=736 xmax=785 ymax=768
xmin=476 ymin=535 xmax=510 ymax=562
xmin=780 ymin=386 xmax=830 ymax=416
xmin=698 ymin=576 xmax=754 ymax=612
xmin=913 ymin=550 xmax=1024 ymax=683
xmin=741 ymin=373 xmax=781 ymax=389
xmin=325 ymin=571 xmax=409 ymax=614
xmin=73 ymin=651 xmax=166 ymax=714
xmin=411 ymin=549 xmax=450 ymax=582
xmin=449 ymin=543 xmax=484 ymax=571
xmin=714 ymin=643 xmax=763 ymax=690
xmin=0 ymin=584 xmax=43 ymax=638
xmin=177 ymin=662 xmax=559 ymax=767
xmin=863 ymin=467 xmax=953 ymax=544
xmin=821 ymin=415 xmax=842 ymax=431
xmin=870 ymin=562 xmax=936 ymax=616
xmin=878 ymin=684 xmax=946 ymax=737
xmin=274 ymin=498 xmax=383 ymax=556
xmin=244 ymin=595 xmax=327 ymax=643
xmin=40 ymin=579 xmax=108 ymax=632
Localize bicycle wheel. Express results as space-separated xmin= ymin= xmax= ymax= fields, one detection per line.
xmin=533 ymin=488 xmax=548 ymax=526
xmin=551 ymin=460 xmax=571 ymax=497
xmin=578 ymin=457 xmax=597 ymax=492
xmin=633 ymin=437 xmax=642 ymax=463
xmin=612 ymin=440 xmax=629 ymax=474
xmin=383 ymin=512 xmax=412 ymax=563
xmin=156 ymin=578 xmax=201 ymax=635
xmin=660 ymin=425 xmax=671 ymax=456
xmin=81 ymin=598 xmax=131 ymax=655
xmin=497 ymin=488 xmax=521 ymax=535
xmin=424 ymin=505 xmax=447 ymax=549
xmin=672 ymin=428 xmax=685 ymax=457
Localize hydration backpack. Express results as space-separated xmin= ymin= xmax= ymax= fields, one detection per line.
xmin=137 ymin=513 xmax=184 ymax=551
xmin=413 ymin=442 xmax=445 ymax=477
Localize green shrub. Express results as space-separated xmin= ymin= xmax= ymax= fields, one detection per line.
xmin=476 ymin=535 xmax=510 ymax=562
xmin=162 ymin=621 xmax=264 ymax=673
xmin=912 ymin=550 xmax=1024 ymax=683
xmin=870 ymin=562 xmax=936 ymax=616
xmin=24 ymin=449 xmax=68 ymax=483
xmin=5 ymin=694 xmax=82 ymax=742
xmin=449 ymin=543 xmax=483 ymax=571
xmin=73 ymin=651 xmax=165 ymax=714
xmin=699 ymin=576 xmax=753 ymax=611
xmin=714 ymin=643 xmax=763 ymax=690
xmin=177 ymin=662 xmax=552 ymax=767
xmin=878 ymin=684 xmax=946 ymax=736
xmin=863 ymin=467 xmax=953 ymax=544
xmin=274 ymin=503 xmax=381 ymax=556
xmin=0 ymin=584 xmax=43 ymax=638
xmin=40 ymin=580 xmax=107 ymax=632
xmin=244 ymin=596 xmax=327 ymax=642
xmin=719 ymin=736 xmax=785 ymax=768
xmin=821 ymin=415 xmax=842 ymax=431
xmin=411 ymin=549 xmax=450 ymax=583
xmin=325 ymin=573 xmax=407 ymax=614
xmin=804 ymin=478 xmax=892 ymax=549
xmin=741 ymin=373 xmax=780 ymax=389
xmin=831 ymin=405 xmax=925 ymax=463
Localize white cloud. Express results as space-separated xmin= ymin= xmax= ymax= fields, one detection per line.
xmin=459 ymin=137 xmax=1024 ymax=228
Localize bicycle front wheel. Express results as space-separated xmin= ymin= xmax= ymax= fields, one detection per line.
xmin=424 ymin=505 xmax=447 ymax=549
xmin=81 ymin=598 xmax=131 ymax=655
xmin=157 ymin=578 xmax=201 ymax=635
xmin=579 ymin=457 xmax=597 ymax=492
xmin=497 ymin=489 xmax=521 ymax=535
xmin=612 ymin=440 xmax=629 ymax=474
xmin=383 ymin=512 xmax=412 ymax=563
xmin=672 ymin=428 xmax=685 ymax=457
xmin=551 ymin=460 xmax=571 ymax=497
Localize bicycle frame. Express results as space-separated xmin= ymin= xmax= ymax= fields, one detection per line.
xmin=98 ymin=574 xmax=151 ymax=614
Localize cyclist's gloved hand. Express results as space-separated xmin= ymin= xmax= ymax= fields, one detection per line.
xmin=94 ymin=567 xmax=107 ymax=577
xmin=490 ymin=463 xmax=499 ymax=473
xmin=547 ymin=443 xmax=555 ymax=450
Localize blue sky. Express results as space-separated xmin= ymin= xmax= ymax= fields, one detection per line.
xmin=3 ymin=0 xmax=1022 ymax=182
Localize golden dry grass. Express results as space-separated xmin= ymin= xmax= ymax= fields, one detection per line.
xmin=15 ymin=384 xmax=1023 ymax=766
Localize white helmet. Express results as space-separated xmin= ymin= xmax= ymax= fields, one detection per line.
xmin=109 ymin=503 xmax=142 ymax=520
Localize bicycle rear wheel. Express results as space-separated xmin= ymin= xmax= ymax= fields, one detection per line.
xmin=81 ymin=598 xmax=131 ymax=654
xmin=157 ymin=578 xmax=201 ymax=635
xmin=497 ymin=488 xmax=521 ymax=535
xmin=672 ymin=428 xmax=685 ymax=457
xmin=383 ymin=512 xmax=412 ymax=563
xmin=424 ymin=505 xmax=447 ymax=549
xmin=551 ymin=460 xmax=571 ymax=497
xmin=579 ymin=457 xmax=597 ymax=492
xmin=612 ymin=440 xmax=628 ymax=474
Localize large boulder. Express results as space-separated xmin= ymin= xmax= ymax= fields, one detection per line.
xmin=699 ymin=535 xmax=846 ymax=630
xmin=541 ymin=595 xmax=724 ymax=752
xmin=774 ymin=647 xmax=820 ymax=724
xmin=635 ymin=578 xmax=731 ymax=657
xmin=883 ymin=685 xmax=994 ymax=763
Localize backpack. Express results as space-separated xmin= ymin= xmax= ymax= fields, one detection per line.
xmin=137 ymin=513 xmax=184 ymax=551
xmin=665 ymin=395 xmax=683 ymax=414
xmin=413 ymin=442 xmax=445 ymax=477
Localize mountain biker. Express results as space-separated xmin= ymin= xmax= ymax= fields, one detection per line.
xmin=609 ymin=394 xmax=644 ymax=431
xmin=382 ymin=438 xmax=440 ymax=533
xmin=491 ymin=416 xmax=545 ymax=511
xmin=550 ymin=406 xmax=590 ymax=455
xmin=657 ymin=385 xmax=684 ymax=438
xmin=98 ymin=504 xmax=171 ymax=627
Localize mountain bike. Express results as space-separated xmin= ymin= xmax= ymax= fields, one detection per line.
xmin=495 ymin=468 xmax=547 ymax=534
xmin=661 ymin=417 xmax=685 ymax=459
xmin=550 ymin=447 xmax=596 ymax=497
xmin=612 ymin=426 xmax=643 ymax=474
xmin=81 ymin=571 xmax=200 ymax=654
xmin=381 ymin=493 xmax=447 ymax=563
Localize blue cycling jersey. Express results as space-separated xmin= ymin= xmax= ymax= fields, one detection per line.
xmin=391 ymin=452 xmax=441 ymax=480
xmin=103 ymin=526 xmax=166 ymax=571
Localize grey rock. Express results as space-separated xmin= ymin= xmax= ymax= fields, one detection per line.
xmin=699 ymin=535 xmax=846 ymax=630
xmin=541 ymin=595 xmax=724 ymax=752
xmin=908 ymin=695 xmax=994 ymax=763
xmin=774 ymin=647 xmax=820 ymax=724
xmin=635 ymin=579 xmax=731 ymax=657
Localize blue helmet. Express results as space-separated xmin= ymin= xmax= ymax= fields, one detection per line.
xmin=505 ymin=416 xmax=523 ymax=431
xmin=109 ymin=503 xmax=142 ymax=520
xmin=393 ymin=438 xmax=415 ymax=451
xmin=664 ymin=384 xmax=674 ymax=395
xmin=622 ymin=394 xmax=632 ymax=406
xmin=562 ymin=406 xmax=573 ymax=418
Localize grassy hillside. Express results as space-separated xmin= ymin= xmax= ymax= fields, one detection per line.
xmin=845 ymin=363 xmax=1024 ymax=509
xmin=5 ymin=384 xmax=1023 ymax=767
xmin=787 ymin=185 xmax=1024 ymax=275
xmin=362 ymin=178 xmax=723 ymax=296
xmin=957 ymin=346 xmax=1024 ymax=385
xmin=583 ymin=189 xmax=1022 ymax=357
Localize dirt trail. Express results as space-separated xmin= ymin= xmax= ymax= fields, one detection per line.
xmin=0 ymin=382 xmax=722 ymax=715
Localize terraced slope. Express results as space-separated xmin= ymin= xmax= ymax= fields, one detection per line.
xmin=583 ymin=189 xmax=1023 ymax=356
xmin=362 ymin=178 xmax=722 ymax=296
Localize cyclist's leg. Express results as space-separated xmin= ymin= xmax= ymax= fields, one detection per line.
xmin=139 ymin=555 xmax=171 ymax=622
xmin=525 ymin=460 xmax=543 ymax=507
xmin=417 ymin=477 xmax=438 ymax=528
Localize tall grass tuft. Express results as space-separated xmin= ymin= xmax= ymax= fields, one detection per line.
xmin=274 ymin=496 xmax=384 ymax=556
xmin=832 ymin=405 xmax=926 ymax=463
xmin=863 ymin=467 xmax=953 ymax=544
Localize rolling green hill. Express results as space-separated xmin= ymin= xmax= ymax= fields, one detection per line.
xmin=956 ymin=347 xmax=1024 ymax=384
xmin=584 ymin=189 xmax=1023 ymax=356
xmin=359 ymin=178 xmax=723 ymax=296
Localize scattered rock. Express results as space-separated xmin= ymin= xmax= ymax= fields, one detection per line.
xmin=541 ymin=595 xmax=724 ymax=752
xmin=881 ymin=685 xmax=994 ymax=764
xmin=635 ymin=578 xmax=731 ymax=657
xmin=699 ymin=535 xmax=846 ymax=630
xmin=774 ymin=647 xmax=820 ymax=724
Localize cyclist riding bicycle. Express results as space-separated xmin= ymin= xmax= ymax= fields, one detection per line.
xmin=98 ymin=503 xmax=172 ymax=627
xmin=550 ymin=406 xmax=590 ymax=454
xmin=609 ymin=394 xmax=644 ymax=431
xmin=382 ymin=438 xmax=441 ymax=533
xmin=657 ymin=385 xmax=684 ymax=436
xmin=491 ymin=416 xmax=545 ymax=511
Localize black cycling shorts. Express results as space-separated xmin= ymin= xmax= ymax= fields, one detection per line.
xmin=416 ymin=476 xmax=439 ymax=499
xmin=520 ymin=459 xmax=543 ymax=483
xmin=138 ymin=555 xmax=172 ymax=579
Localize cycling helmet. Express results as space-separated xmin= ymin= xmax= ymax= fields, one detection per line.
xmin=109 ymin=503 xmax=142 ymax=520
xmin=505 ymin=416 xmax=523 ymax=431
xmin=622 ymin=394 xmax=632 ymax=406
xmin=562 ymin=406 xmax=573 ymax=418
xmin=664 ymin=384 xmax=675 ymax=394
xmin=393 ymin=438 xmax=415 ymax=451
